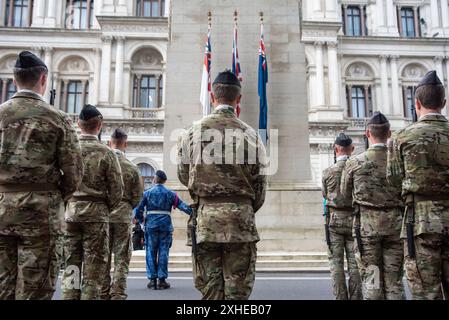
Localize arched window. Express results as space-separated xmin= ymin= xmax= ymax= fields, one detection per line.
xmin=56 ymin=56 xmax=91 ymax=113
xmin=344 ymin=62 xmax=375 ymax=119
xmin=0 ymin=79 xmax=17 ymax=103
xmin=138 ymin=163 xmax=155 ymax=190
xmin=131 ymin=47 xmax=164 ymax=110
xmin=65 ymin=0 xmax=94 ymax=30
xmin=401 ymin=63 xmax=427 ymax=120
xmin=5 ymin=0 xmax=33 ymax=27
xmin=0 ymin=55 xmax=18 ymax=103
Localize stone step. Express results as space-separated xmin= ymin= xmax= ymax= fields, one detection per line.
xmin=123 ymin=251 xmax=330 ymax=272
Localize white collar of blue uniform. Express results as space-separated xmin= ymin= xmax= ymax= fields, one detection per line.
xmin=336 ymin=155 xmax=349 ymax=161
xmin=215 ymin=104 xmax=235 ymax=112
xmin=371 ymin=143 xmax=387 ymax=148
xmin=17 ymin=89 xmax=44 ymax=99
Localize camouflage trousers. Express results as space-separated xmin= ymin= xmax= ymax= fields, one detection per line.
xmin=327 ymin=227 xmax=362 ymax=300
xmin=61 ymin=222 xmax=109 ymax=300
xmin=0 ymin=234 xmax=61 ymax=300
xmin=404 ymin=233 xmax=449 ymax=300
xmin=355 ymin=234 xmax=405 ymax=300
xmin=100 ymin=223 xmax=132 ymax=300
xmin=193 ymin=242 xmax=257 ymax=300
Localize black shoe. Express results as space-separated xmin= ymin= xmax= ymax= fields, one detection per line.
xmin=158 ymin=279 xmax=171 ymax=290
xmin=147 ymin=279 xmax=157 ymax=290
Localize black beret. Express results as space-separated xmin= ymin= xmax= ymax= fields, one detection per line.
xmin=155 ymin=170 xmax=167 ymax=181
xmin=416 ymin=70 xmax=443 ymax=89
xmin=15 ymin=51 xmax=47 ymax=69
xmin=368 ymin=111 xmax=389 ymax=125
xmin=213 ymin=70 xmax=241 ymax=88
xmin=79 ymin=104 xmax=102 ymax=121
xmin=111 ymin=128 xmax=128 ymax=140
xmin=335 ymin=132 xmax=353 ymax=147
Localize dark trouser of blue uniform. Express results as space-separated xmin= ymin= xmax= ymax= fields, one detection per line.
xmin=145 ymin=226 xmax=172 ymax=280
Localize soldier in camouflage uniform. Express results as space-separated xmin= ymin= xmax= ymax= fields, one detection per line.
xmin=322 ymin=133 xmax=362 ymax=300
xmin=387 ymin=71 xmax=449 ymax=300
xmin=341 ymin=112 xmax=405 ymax=300
xmin=100 ymin=129 xmax=143 ymax=300
xmin=62 ymin=105 xmax=123 ymax=300
xmin=177 ymin=70 xmax=267 ymax=300
xmin=0 ymin=51 xmax=83 ymax=300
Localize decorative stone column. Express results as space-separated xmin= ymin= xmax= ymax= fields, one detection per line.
xmin=380 ymin=55 xmax=391 ymax=114
xmin=376 ymin=0 xmax=387 ymax=35
xmin=116 ymin=0 xmax=128 ymax=15
xmin=43 ymin=47 xmax=53 ymax=102
xmin=327 ymin=41 xmax=340 ymax=107
xmin=434 ymin=56 xmax=445 ymax=85
xmin=53 ymin=73 xmax=61 ymax=109
xmin=442 ymin=0 xmax=449 ymax=35
xmin=386 ymin=0 xmax=399 ymax=35
xmin=314 ymin=41 xmax=325 ymax=107
xmin=99 ymin=36 xmax=113 ymax=104
xmin=430 ymin=0 xmax=442 ymax=33
xmin=114 ymin=36 xmax=125 ymax=104
xmin=31 ymin=0 xmax=45 ymax=27
xmin=1 ymin=78 xmax=8 ymax=103
xmin=92 ymin=48 xmax=101 ymax=105
xmin=45 ymin=0 xmax=57 ymax=27
xmin=390 ymin=55 xmax=401 ymax=116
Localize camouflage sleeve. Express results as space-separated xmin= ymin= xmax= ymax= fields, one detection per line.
xmin=252 ymin=137 xmax=268 ymax=213
xmin=177 ymin=130 xmax=190 ymax=187
xmin=322 ymin=170 xmax=328 ymax=199
xmin=340 ymin=159 xmax=354 ymax=201
xmin=106 ymin=151 xmax=124 ymax=210
xmin=130 ymin=168 xmax=144 ymax=208
xmin=386 ymin=134 xmax=404 ymax=189
xmin=57 ymin=116 xmax=83 ymax=201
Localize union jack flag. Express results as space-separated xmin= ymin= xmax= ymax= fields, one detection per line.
xmin=232 ymin=22 xmax=242 ymax=117
xmin=200 ymin=24 xmax=212 ymax=117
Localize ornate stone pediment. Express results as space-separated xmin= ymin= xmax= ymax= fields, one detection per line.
xmin=402 ymin=63 xmax=426 ymax=80
xmin=345 ymin=62 xmax=373 ymax=78
xmin=0 ymin=55 xmax=17 ymax=73
xmin=59 ymin=56 xmax=89 ymax=73
xmin=132 ymin=48 xmax=163 ymax=68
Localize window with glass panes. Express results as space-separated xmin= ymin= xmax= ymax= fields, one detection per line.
xmin=347 ymin=6 xmax=362 ymax=36
xmin=136 ymin=0 xmax=165 ymax=17
xmin=5 ymin=0 xmax=33 ymax=27
xmin=65 ymin=0 xmax=94 ymax=29
xmin=0 ymin=79 xmax=17 ymax=103
xmin=61 ymin=80 xmax=89 ymax=114
xmin=347 ymin=85 xmax=373 ymax=118
xmin=138 ymin=163 xmax=155 ymax=190
xmin=400 ymin=8 xmax=416 ymax=37
xmin=133 ymin=75 xmax=163 ymax=108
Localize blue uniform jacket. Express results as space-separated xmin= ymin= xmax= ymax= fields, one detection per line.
xmin=134 ymin=184 xmax=192 ymax=232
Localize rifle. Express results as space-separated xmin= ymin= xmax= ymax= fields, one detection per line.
xmin=49 ymin=79 xmax=56 ymax=106
xmin=354 ymin=205 xmax=364 ymax=256
xmin=363 ymin=122 xmax=369 ymax=150
xmin=404 ymin=103 xmax=418 ymax=259
xmin=323 ymin=199 xmax=332 ymax=253
xmin=188 ymin=200 xmax=200 ymax=266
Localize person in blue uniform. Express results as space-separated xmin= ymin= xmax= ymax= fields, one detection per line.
xmin=134 ymin=170 xmax=192 ymax=290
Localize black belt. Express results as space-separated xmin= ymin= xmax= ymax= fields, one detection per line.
xmin=0 ymin=183 xmax=58 ymax=193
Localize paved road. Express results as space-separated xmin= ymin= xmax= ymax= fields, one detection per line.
xmin=53 ymin=272 xmax=412 ymax=300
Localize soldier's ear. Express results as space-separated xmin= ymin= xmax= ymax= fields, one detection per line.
xmin=236 ymin=94 xmax=242 ymax=105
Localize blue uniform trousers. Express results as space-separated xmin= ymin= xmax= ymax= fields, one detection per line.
xmin=145 ymin=226 xmax=172 ymax=280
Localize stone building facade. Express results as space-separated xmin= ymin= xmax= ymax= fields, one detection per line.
xmin=0 ymin=0 xmax=169 ymax=189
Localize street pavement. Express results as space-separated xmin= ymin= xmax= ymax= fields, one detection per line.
xmin=53 ymin=272 xmax=412 ymax=300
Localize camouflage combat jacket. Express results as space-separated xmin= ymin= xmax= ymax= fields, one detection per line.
xmin=341 ymin=144 xmax=404 ymax=236
xmin=177 ymin=105 xmax=267 ymax=243
xmin=387 ymin=114 xmax=449 ymax=236
xmin=65 ymin=135 xmax=123 ymax=223
xmin=110 ymin=149 xmax=143 ymax=224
